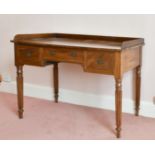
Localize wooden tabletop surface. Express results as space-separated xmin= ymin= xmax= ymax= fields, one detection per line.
xmin=11 ymin=33 xmax=144 ymax=50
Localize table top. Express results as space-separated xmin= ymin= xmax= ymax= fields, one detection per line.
xmin=11 ymin=33 xmax=144 ymax=50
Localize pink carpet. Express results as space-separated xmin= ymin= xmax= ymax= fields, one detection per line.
xmin=0 ymin=92 xmax=155 ymax=140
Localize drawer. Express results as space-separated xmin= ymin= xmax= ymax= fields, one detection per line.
xmin=43 ymin=47 xmax=83 ymax=63
xmin=16 ymin=45 xmax=43 ymax=65
xmin=84 ymin=51 xmax=115 ymax=74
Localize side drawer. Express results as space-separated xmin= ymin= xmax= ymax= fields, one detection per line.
xmin=15 ymin=45 xmax=43 ymax=65
xmin=43 ymin=47 xmax=83 ymax=63
xmin=84 ymin=50 xmax=115 ymax=74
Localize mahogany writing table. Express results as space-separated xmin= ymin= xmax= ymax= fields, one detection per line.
xmin=11 ymin=33 xmax=144 ymax=138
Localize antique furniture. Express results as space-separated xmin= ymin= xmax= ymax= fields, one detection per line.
xmin=11 ymin=33 xmax=144 ymax=138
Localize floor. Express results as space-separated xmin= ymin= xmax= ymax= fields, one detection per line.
xmin=0 ymin=92 xmax=155 ymax=140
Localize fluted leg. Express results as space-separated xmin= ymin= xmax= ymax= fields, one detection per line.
xmin=135 ymin=66 xmax=141 ymax=116
xmin=53 ymin=63 xmax=59 ymax=103
xmin=115 ymin=78 xmax=122 ymax=138
xmin=16 ymin=65 xmax=24 ymax=119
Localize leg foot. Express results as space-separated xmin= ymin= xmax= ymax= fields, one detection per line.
xmin=116 ymin=127 xmax=121 ymax=138
xmin=18 ymin=109 xmax=24 ymax=119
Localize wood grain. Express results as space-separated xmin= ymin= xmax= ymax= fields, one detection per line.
xmin=44 ymin=47 xmax=84 ymax=64
xmin=121 ymin=47 xmax=141 ymax=73
xmin=84 ymin=50 xmax=115 ymax=74
xmin=12 ymin=33 xmax=144 ymax=138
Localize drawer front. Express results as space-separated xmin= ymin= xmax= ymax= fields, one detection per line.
xmin=43 ymin=47 xmax=83 ymax=63
xmin=16 ymin=45 xmax=42 ymax=65
xmin=84 ymin=51 xmax=115 ymax=74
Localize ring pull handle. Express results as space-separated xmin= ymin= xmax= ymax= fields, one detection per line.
xmin=96 ymin=57 xmax=104 ymax=65
xmin=26 ymin=51 xmax=32 ymax=57
xmin=49 ymin=50 xmax=56 ymax=56
xmin=70 ymin=51 xmax=77 ymax=57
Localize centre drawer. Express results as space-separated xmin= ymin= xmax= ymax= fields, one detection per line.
xmin=43 ymin=47 xmax=83 ymax=63
xmin=84 ymin=50 xmax=115 ymax=74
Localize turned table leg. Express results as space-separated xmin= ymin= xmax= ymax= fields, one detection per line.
xmin=115 ymin=77 xmax=122 ymax=138
xmin=135 ymin=66 xmax=141 ymax=116
xmin=16 ymin=65 xmax=24 ymax=119
xmin=53 ymin=62 xmax=59 ymax=103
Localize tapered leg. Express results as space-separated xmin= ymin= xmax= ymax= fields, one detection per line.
xmin=53 ymin=63 xmax=59 ymax=103
xmin=16 ymin=65 xmax=24 ymax=119
xmin=135 ymin=66 xmax=141 ymax=116
xmin=115 ymin=78 xmax=122 ymax=138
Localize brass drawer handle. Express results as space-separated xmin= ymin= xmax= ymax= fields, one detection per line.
xmin=26 ymin=51 xmax=32 ymax=57
xmin=96 ymin=58 xmax=104 ymax=65
xmin=69 ymin=51 xmax=77 ymax=57
xmin=49 ymin=50 xmax=56 ymax=56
